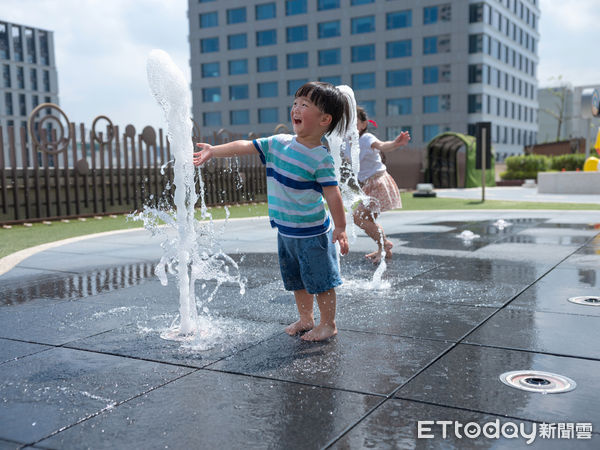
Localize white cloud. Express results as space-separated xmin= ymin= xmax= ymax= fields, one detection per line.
xmin=3 ymin=0 xmax=189 ymax=131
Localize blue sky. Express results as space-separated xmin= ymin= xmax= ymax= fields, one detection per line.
xmin=3 ymin=0 xmax=598 ymax=130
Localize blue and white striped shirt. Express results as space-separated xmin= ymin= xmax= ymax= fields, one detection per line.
xmin=252 ymin=134 xmax=338 ymax=238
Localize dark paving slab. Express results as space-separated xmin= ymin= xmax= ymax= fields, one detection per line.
xmin=18 ymin=250 xmax=148 ymax=274
xmin=209 ymin=331 xmax=451 ymax=396
xmin=38 ymin=369 xmax=380 ymax=450
xmin=0 ymin=347 xmax=193 ymax=444
xmin=331 ymin=398 xmax=598 ymax=449
xmin=0 ymin=266 xmax=66 ymax=282
xmin=0 ymin=338 xmax=51 ymax=364
xmin=559 ymin=248 xmax=600 ymax=270
xmin=508 ymin=267 xmax=600 ymax=316
xmin=396 ymin=344 xmax=600 ymax=425
xmin=0 ymin=439 xmax=26 ymax=450
xmin=464 ymin=309 xmax=600 ymax=360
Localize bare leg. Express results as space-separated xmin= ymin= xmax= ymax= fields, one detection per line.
xmin=353 ymin=207 xmax=393 ymax=263
xmin=285 ymin=289 xmax=315 ymax=335
xmin=302 ymin=288 xmax=338 ymax=341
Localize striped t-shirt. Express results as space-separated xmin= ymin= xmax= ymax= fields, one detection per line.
xmin=252 ymin=134 xmax=338 ymax=238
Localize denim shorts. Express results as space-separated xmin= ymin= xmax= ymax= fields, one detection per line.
xmin=277 ymin=229 xmax=342 ymax=295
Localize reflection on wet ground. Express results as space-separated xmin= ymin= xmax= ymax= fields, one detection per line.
xmin=1 ymin=213 xmax=600 ymax=448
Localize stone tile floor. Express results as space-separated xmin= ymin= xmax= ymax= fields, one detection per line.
xmin=1 ymin=210 xmax=600 ymax=449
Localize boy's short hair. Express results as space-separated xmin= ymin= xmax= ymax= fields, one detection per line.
xmin=295 ymin=81 xmax=350 ymax=135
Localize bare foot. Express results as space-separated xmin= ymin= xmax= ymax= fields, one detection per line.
xmin=365 ymin=240 xmax=393 ymax=263
xmin=285 ymin=319 xmax=314 ymax=336
xmin=301 ymin=322 xmax=337 ymax=341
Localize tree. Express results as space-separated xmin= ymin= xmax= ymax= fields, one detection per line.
xmin=542 ymin=75 xmax=572 ymax=141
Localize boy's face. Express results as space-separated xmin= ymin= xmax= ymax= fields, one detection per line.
xmin=291 ymin=95 xmax=331 ymax=137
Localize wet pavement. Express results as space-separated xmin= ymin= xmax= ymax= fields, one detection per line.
xmin=1 ymin=210 xmax=600 ymax=449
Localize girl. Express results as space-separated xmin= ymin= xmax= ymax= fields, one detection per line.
xmin=351 ymin=106 xmax=410 ymax=263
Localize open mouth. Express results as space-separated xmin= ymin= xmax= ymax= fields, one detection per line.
xmin=293 ymin=118 xmax=302 ymax=126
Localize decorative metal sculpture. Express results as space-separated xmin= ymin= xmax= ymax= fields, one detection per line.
xmin=27 ymin=103 xmax=72 ymax=155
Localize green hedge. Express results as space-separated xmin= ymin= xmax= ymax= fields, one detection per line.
xmin=501 ymin=154 xmax=587 ymax=180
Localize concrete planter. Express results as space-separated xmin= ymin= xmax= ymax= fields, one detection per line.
xmin=538 ymin=171 xmax=600 ymax=194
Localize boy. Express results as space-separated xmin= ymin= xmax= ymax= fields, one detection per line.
xmin=193 ymin=82 xmax=350 ymax=341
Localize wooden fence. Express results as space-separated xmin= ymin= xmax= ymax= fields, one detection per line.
xmin=0 ymin=104 xmax=271 ymax=224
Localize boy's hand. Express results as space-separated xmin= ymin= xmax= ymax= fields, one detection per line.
xmin=332 ymin=227 xmax=349 ymax=256
xmin=193 ymin=143 xmax=213 ymax=166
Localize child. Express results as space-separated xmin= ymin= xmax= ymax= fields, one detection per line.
xmin=350 ymin=106 xmax=410 ymax=263
xmin=193 ymin=81 xmax=350 ymax=341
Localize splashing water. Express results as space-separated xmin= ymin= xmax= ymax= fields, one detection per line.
xmin=327 ymin=85 xmax=389 ymax=289
xmin=133 ymin=49 xmax=245 ymax=339
xmin=493 ymin=219 xmax=512 ymax=230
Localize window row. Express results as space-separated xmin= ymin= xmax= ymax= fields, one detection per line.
xmin=468 ymin=64 xmax=536 ymax=100
xmin=2 ymin=64 xmax=51 ymax=91
xmin=469 ymin=34 xmax=536 ymax=78
xmin=3 ymin=92 xmax=48 ymax=116
xmin=469 ymin=3 xmax=537 ymax=54
xmin=468 ymin=123 xmax=537 ymax=146
xmin=492 ymin=0 xmax=538 ymax=29
xmin=201 ymin=36 xmax=450 ymax=59
xmin=0 ymin=23 xmax=51 ymax=65
xmin=468 ymin=94 xmax=537 ymax=124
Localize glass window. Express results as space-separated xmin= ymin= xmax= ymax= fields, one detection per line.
xmin=39 ymin=31 xmax=49 ymax=65
xmin=25 ymin=28 xmax=36 ymax=63
xmin=351 ymin=44 xmax=375 ymax=62
xmin=230 ymin=110 xmax=249 ymax=125
xmin=423 ymin=95 xmax=439 ymax=113
xmin=386 ymin=40 xmax=411 ymax=58
xmin=387 ymin=11 xmax=412 ymax=29
xmin=423 ymin=36 xmax=437 ymax=54
xmin=469 ymin=34 xmax=483 ymax=54
xmin=286 ymin=0 xmax=307 ymax=15
xmin=19 ymin=93 xmax=26 ymax=115
xmin=259 ymin=107 xmax=278 ymax=123
xmin=257 ymin=55 xmax=277 ymax=72
xmin=201 ymin=37 xmax=219 ymax=53
xmin=288 ymin=79 xmax=308 ymax=95
xmin=256 ymin=29 xmax=277 ymax=46
xmin=258 ymin=82 xmax=278 ymax=98
xmin=17 ymin=66 xmax=24 ymax=89
xmin=468 ymin=64 xmax=482 ymax=83
xmin=319 ymin=75 xmax=341 ymax=85
xmin=351 ymin=16 xmax=375 ymax=34
xmin=2 ymin=64 xmax=10 ymax=88
xmin=386 ymin=69 xmax=411 ymax=87
xmin=201 ymin=62 xmax=220 ymax=78
xmin=4 ymin=92 xmax=12 ymax=115
xmin=360 ymin=100 xmax=376 ymax=117
xmin=199 ymin=12 xmax=218 ymax=28
xmin=468 ymin=94 xmax=482 ymax=113
xmin=351 ymin=72 xmax=375 ymax=90
xmin=318 ymin=0 xmax=340 ymax=11
xmin=387 ymin=98 xmax=412 ymax=116
xmin=229 ymin=84 xmax=249 ymax=100
xmin=228 ymin=33 xmax=247 ymax=50
xmin=202 ymin=87 xmax=221 ymax=102
xmin=469 ymin=3 xmax=484 ymax=23
xmin=423 ymin=124 xmax=440 ymax=142
xmin=228 ymin=59 xmax=248 ymax=75
xmin=424 ymin=6 xmax=438 ymax=24
xmin=9 ymin=25 xmax=21 ymax=62
xmin=227 ymin=7 xmax=246 ymax=24
xmin=256 ymin=3 xmax=276 ymax=20
xmin=203 ymin=111 xmax=222 ymax=127
xmin=30 ymin=68 xmax=37 ymax=90
xmin=352 ymin=0 xmax=374 ymax=4
xmin=423 ymin=66 xmax=439 ymax=84
xmin=318 ymin=48 xmax=340 ymax=66
xmin=318 ymin=21 xmax=341 ymax=38
xmin=287 ymin=52 xmax=308 ymax=69
xmin=287 ymin=25 xmax=308 ymax=42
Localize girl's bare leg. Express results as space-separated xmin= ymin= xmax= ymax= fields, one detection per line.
xmin=353 ymin=207 xmax=393 ymax=263
xmin=302 ymin=288 xmax=338 ymax=341
xmin=285 ymin=289 xmax=315 ymax=335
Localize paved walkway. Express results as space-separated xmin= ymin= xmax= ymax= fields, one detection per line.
xmin=1 ymin=210 xmax=600 ymax=449
xmin=435 ymin=186 xmax=600 ymax=204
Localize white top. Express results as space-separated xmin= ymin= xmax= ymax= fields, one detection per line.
xmin=343 ymin=133 xmax=387 ymax=182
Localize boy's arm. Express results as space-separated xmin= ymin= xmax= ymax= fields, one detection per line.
xmin=322 ymin=185 xmax=349 ymax=255
xmin=193 ymin=140 xmax=257 ymax=166
xmin=371 ymin=131 xmax=411 ymax=153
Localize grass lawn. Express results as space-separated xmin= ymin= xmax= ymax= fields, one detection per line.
xmin=1 ymin=192 xmax=598 ymax=259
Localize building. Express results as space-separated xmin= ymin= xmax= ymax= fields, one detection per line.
xmin=0 ymin=20 xmax=59 ymax=166
xmin=188 ymin=0 xmax=539 ymax=159
xmin=538 ymin=84 xmax=600 ymax=151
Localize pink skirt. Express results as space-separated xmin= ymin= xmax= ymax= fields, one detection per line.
xmin=361 ymin=171 xmax=402 ymax=212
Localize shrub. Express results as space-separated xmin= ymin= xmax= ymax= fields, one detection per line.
xmin=549 ymin=154 xmax=587 ymax=171
xmin=501 ymin=155 xmax=550 ymax=180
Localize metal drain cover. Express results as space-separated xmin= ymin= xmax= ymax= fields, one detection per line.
xmin=500 ymin=370 xmax=576 ymax=393
xmin=568 ymin=296 xmax=600 ymax=306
